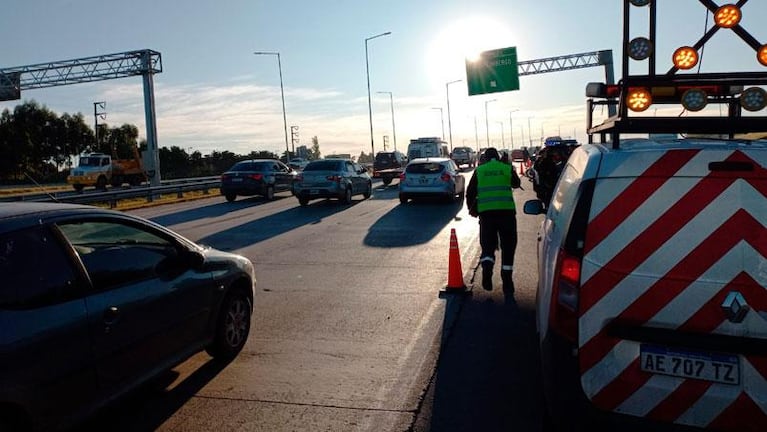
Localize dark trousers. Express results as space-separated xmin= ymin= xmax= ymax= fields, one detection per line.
xmin=479 ymin=210 xmax=518 ymax=270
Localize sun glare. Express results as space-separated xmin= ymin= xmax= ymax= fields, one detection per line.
xmin=426 ymin=16 xmax=517 ymax=83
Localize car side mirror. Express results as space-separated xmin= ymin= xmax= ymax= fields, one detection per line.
xmin=523 ymin=199 xmax=546 ymax=215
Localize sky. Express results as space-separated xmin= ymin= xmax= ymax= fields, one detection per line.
xmin=2 ymin=0 xmax=766 ymax=158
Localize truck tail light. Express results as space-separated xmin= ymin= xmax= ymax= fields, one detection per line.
xmin=549 ymin=248 xmax=582 ymax=343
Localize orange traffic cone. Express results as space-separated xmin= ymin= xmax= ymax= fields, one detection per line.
xmin=441 ymin=228 xmax=468 ymax=294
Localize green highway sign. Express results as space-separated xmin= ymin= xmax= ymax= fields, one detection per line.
xmin=465 ymin=47 xmax=520 ymax=96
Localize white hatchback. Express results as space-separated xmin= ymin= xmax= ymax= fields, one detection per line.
xmin=398 ymin=157 xmax=465 ymax=204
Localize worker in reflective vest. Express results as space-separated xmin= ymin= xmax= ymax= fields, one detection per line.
xmin=466 ymin=147 xmax=521 ymax=292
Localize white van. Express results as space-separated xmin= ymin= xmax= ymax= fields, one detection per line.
xmin=406 ymin=137 xmax=449 ymax=161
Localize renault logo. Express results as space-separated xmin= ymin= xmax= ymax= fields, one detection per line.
xmin=721 ymin=292 xmax=749 ymax=324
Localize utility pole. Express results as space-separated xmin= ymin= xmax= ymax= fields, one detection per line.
xmin=93 ymin=101 xmax=106 ymax=151
xmin=290 ymin=125 xmax=299 ymax=157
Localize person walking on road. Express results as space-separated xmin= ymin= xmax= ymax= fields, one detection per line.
xmin=466 ymin=147 xmax=521 ymax=292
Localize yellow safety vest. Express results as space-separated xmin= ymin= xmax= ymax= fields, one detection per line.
xmin=476 ymin=159 xmax=516 ymax=212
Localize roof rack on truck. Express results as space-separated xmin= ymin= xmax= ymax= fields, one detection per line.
xmin=586 ymin=0 xmax=767 ymax=148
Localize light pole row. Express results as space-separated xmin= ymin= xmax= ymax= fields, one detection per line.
xmin=366 ymin=31 xmax=391 ymax=158
xmin=254 ymin=51 xmax=290 ymax=161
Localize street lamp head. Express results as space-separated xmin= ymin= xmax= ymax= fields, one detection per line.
xmin=366 ymin=31 xmax=392 ymax=42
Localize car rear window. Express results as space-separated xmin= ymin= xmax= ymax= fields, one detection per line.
xmin=304 ymin=160 xmax=342 ymax=171
xmin=231 ymin=161 xmax=271 ymax=171
xmin=375 ymin=153 xmax=394 ymax=162
xmin=406 ymin=162 xmax=445 ymax=174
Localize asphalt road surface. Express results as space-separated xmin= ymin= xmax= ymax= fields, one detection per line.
xmin=80 ymin=171 xmax=548 ymax=432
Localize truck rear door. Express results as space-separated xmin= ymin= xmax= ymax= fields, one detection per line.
xmin=577 ymin=147 xmax=767 ymax=430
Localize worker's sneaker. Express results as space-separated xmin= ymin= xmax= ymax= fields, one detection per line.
xmin=482 ymin=261 xmax=493 ymax=291
xmin=501 ymin=270 xmax=514 ymax=293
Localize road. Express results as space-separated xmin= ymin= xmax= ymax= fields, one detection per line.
xmin=81 ymin=171 xmax=547 ymax=432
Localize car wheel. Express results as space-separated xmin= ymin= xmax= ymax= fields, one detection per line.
xmin=73 ymin=184 xmax=84 ymax=193
xmin=382 ymin=177 xmax=392 ymax=186
xmin=206 ymin=288 xmax=252 ymax=360
xmin=225 ymin=193 xmax=236 ymax=202
xmin=399 ymin=194 xmax=408 ymax=204
xmin=363 ymin=182 xmax=372 ymax=199
xmin=299 ymin=197 xmax=309 ymax=206
xmin=265 ymin=185 xmax=275 ymax=200
xmin=341 ymin=187 xmax=352 ymax=204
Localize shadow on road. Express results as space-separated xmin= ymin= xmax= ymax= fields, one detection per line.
xmin=197 ymin=198 xmax=355 ymax=251
xmin=79 ymin=357 xmax=229 ymax=431
xmin=417 ymin=289 xmax=545 ymax=432
xmin=364 ymin=198 xmax=463 ymax=248
xmin=149 ymin=194 xmax=293 ymax=226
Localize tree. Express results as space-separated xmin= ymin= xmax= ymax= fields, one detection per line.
xmin=309 ymin=136 xmax=321 ymax=160
xmin=357 ymin=151 xmax=374 ymax=164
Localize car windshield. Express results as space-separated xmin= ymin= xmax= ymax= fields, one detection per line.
xmin=406 ymin=162 xmax=445 ymax=174
xmin=78 ymin=157 xmax=103 ymax=167
xmin=230 ymin=161 xmax=272 ymax=171
xmin=304 ymin=160 xmax=342 ymax=171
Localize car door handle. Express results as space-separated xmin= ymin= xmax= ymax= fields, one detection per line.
xmin=103 ymin=306 xmax=120 ymax=325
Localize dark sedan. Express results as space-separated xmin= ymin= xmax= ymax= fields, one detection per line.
xmin=0 ymin=203 xmax=256 ymax=431
xmin=220 ymin=159 xmax=297 ymax=202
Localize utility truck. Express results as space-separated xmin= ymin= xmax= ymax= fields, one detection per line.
xmin=67 ymin=145 xmax=147 ymax=192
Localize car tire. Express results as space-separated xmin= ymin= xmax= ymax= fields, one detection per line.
xmin=299 ymin=197 xmax=309 ymax=206
xmin=363 ymin=182 xmax=372 ymax=199
xmin=206 ymin=288 xmax=252 ymax=360
xmin=399 ymin=195 xmax=408 ymax=204
xmin=225 ymin=193 xmax=236 ymax=202
xmin=265 ymin=185 xmax=275 ymax=201
xmin=73 ymin=184 xmax=84 ymax=193
xmin=341 ymin=187 xmax=352 ymax=204
xmin=382 ymin=177 xmax=392 ymax=186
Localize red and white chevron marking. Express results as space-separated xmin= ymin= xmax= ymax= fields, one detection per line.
xmin=576 ymin=149 xmax=767 ymax=430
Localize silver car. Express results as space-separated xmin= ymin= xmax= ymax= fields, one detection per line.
xmin=398 ymin=157 xmax=465 ymax=204
xmin=293 ymin=159 xmax=372 ymax=206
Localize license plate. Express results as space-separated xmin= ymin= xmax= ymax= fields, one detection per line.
xmin=231 ymin=178 xmax=243 ymax=182
xmin=640 ymin=344 xmax=739 ymax=385
xmin=419 ymin=177 xmax=429 ymax=184
xmin=310 ymin=189 xmax=319 ymax=194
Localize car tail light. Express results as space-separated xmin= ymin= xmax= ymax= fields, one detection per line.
xmin=399 ymin=173 xmax=406 ymax=181
xmin=221 ymin=174 xmax=230 ymax=181
xmin=249 ymin=173 xmax=263 ymax=180
xmin=326 ymin=175 xmax=342 ymax=182
xmin=440 ymin=172 xmax=451 ymax=182
xmin=550 ymin=248 xmax=582 ymax=343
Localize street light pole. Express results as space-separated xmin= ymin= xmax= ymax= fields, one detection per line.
xmin=484 ymin=99 xmax=496 ymax=147
xmin=376 ymin=91 xmax=397 ymax=151
xmin=474 ymin=117 xmax=479 ymax=152
xmin=497 ymin=121 xmax=505 ymax=149
xmin=365 ymin=31 xmax=391 ymax=158
xmin=445 ymin=79 xmax=462 ymax=152
xmin=509 ymin=109 xmax=519 ymax=150
xmin=254 ymin=51 xmax=290 ymax=161
xmin=528 ymin=116 xmax=534 ymax=147
xmin=432 ymin=107 xmax=445 ymax=141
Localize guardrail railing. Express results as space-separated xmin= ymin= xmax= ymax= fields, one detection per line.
xmin=0 ymin=178 xmax=221 ymax=208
